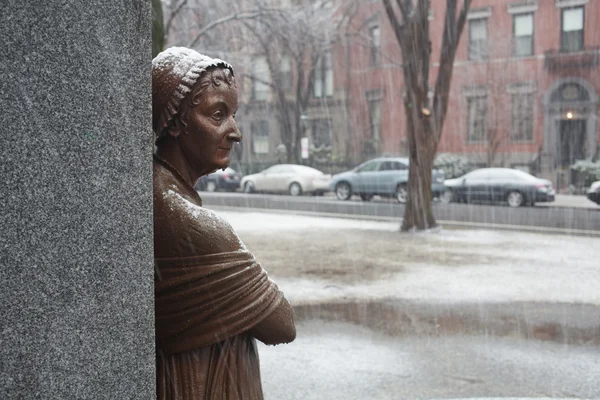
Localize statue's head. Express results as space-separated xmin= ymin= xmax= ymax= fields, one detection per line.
xmin=152 ymin=47 xmax=241 ymax=172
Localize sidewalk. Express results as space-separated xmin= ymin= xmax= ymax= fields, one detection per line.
xmin=213 ymin=210 xmax=600 ymax=399
xmin=217 ymin=210 xmax=600 ymax=307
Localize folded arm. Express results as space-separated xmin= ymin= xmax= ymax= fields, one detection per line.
xmin=248 ymin=295 xmax=296 ymax=345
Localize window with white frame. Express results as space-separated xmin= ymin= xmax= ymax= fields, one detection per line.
xmin=314 ymin=51 xmax=333 ymax=98
xmin=252 ymin=56 xmax=270 ymax=101
xmin=369 ymin=25 xmax=381 ymax=66
xmin=468 ymin=18 xmax=488 ymax=60
xmin=513 ymin=13 xmax=534 ymax=56
xmin=511 ymin=93 xmax=534 ymax=142
xmin=251 ymin=120 xmax=269 ymax=154
xmin=561 ymin=6 xmax=584 ymax=52
xmin=466 ymin=95 xmax=488 ymax=142
xmin=368 ymin=98 xmax=381 ymax=143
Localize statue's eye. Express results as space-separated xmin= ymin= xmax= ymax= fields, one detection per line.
xmin=212 ymin=111 xmax=223 ymax=121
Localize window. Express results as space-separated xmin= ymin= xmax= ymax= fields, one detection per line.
xmin=252 ymin=56 xmax=270 ymax=101
xmin=251 ymin=120 xmax=269 ymax=154
xmin=311 ymin=119 xmax=332 ymax=147
xmin=511 ymin=93 xmax=534 ymax=142
xmin=314 ymin=51 xmax=333 ymax=98
xmin=468 ymin=18 xmax=488 ymax=60
xmin=513 ymin=13 xmax=533 ymax=56
xmin=550 ymin=82 xmax=590 ymax=102
xmin=464 ymin=169 xmax=490 ymax=181
xmin=368 ymin=98 xmax=381 ymax=142
xmin=265 ymin=165 xmax=293 ymax=174
xmin=561 ymin=7 xmax=584 ymax=52
xmin=356 ymin=161 xmax=380 ymax=172
xmin=379 ymin=161 xmax=407 ymax=171
xmin=369 ymin=25 xmax=381 ymax=66
xmin=466 ymin=95 xmax=487 ymax=142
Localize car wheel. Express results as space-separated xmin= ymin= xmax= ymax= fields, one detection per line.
xmin=441 ymin=189 xmax=454 ymax=204
xmin=396 ymin=184 xmax=408 ymax=203
xmin=206 ymin=181 xmax=217 ymax=192
xmin=359 ymin=193 xmax=373 ymax=201
xmin=507 ymin=191 xmax=524 ymax=207
xmin=335 ymin=182 xmax=352 ymax=201
xmin=289 ymin=182 xmax=303 ymax=196
xmin=244 ymin=181 xmax=255 ymax=194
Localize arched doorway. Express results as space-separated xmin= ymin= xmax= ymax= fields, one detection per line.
xmin=542 ymin=78 xmax=598 ymax=189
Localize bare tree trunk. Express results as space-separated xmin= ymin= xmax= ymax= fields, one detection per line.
xmin=402 ymin=88 xmax=438 ymax=230
xmin=383 ymin=0 xmax=471 ymax=231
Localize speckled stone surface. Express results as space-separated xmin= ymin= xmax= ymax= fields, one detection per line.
xmin=0 ymin=1 xmax=154 ymax=398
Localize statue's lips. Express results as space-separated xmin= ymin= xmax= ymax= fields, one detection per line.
xmin=218 ymin=147 xmax=232 ymax=151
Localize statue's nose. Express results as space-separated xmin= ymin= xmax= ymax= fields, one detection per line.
xmin=227 ymin=123 xmax=242 ymax=143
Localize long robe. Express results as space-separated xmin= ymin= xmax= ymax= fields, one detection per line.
xmin=154 ymin=158 xmax=284 ymax=400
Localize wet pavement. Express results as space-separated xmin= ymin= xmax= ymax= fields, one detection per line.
xmin=210 ymin=210 xmax=600 ymax=399
xmin=260 ymin=320 xmax=600 ymax=400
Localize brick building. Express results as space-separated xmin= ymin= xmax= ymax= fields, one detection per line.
xmin=344 ymin=0 xmax=599 ymax=187
xmin=166 ymin=0 xmax=599 ymax=186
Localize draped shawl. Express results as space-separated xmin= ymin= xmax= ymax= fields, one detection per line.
xmin=154 ymin=159 xmax=283 ymax=399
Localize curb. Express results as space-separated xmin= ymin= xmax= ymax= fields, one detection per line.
xmin=206 ymin=205 xmax=600 ymax=237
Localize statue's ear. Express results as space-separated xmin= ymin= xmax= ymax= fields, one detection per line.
xmin=167 ymin=117 xmax=183 ymax=139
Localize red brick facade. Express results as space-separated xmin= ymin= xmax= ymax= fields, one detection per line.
xmin=342 ymin=0 xmax=599 ymax=186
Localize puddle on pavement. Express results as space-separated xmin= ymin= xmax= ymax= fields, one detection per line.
xmin=292 ymin=300 xmax=600 ymax=346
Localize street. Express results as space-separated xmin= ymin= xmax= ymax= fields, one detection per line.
xmin=200 ymin=192 xmax=600 ymax=234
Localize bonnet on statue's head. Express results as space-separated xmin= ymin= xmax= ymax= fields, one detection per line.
xmin=152 ymin=47 xmax=234 ymax=140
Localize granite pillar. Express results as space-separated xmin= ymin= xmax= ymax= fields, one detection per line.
xmin=0 ymin=1 xmax=154 ymax=398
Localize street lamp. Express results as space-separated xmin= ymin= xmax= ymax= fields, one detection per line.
xmin=566 ymin=112 xmax=574 ymax=119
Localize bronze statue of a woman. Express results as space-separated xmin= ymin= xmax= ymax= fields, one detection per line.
xmin=152 ymin=47 xmax=296 ymax=400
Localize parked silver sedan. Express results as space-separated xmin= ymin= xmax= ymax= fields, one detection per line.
xmin=240 ymin=164 xmax=332 ymax=196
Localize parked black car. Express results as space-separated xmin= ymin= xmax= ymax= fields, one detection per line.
xmin=194 ymin=167 xmax=241 ymax=192
xmin=587 ymin=181 xmax=600 ymax=205
xmin=442 ymin=168 xmax=555 ymax=207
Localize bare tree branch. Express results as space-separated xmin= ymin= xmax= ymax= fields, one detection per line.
xmin=241 ymin=73 xmax=277 ymax=89
xmin=382 ymin=0 xmax=406 ymax=51
xmin=456 ymin=0 xmax=472 ymax=43
xmin=432 ymin=0 xmax=471 ymax=143
xmin=164 ymin=0 xmax=189 ymax=41
xmin=395 ymin=0 xmax=409 ymax=19
xmin=188 ymin=11 xmax=266 ymax=48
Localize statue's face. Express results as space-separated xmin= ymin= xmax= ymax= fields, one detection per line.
xmin=179 ymin=81 xmax=241 ymax=174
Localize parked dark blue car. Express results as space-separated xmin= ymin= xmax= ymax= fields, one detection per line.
xmin=443 ymin=168 xmax=555 ymax=207
xmin=194 ymin=167 xmax=241 ymax=192
xmin=587 ymin=181 xmax=600 ymax=205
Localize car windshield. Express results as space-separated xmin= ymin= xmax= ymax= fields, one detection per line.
xmin=356 ymin=161 xmax=380 ymax=172
xmin=292 ymin=165 xmax=323 ymax=175
xmin=510 ymin=169 xmax=539 ymax=181
xmin=463 ymin=169 xmax=489 ymax=180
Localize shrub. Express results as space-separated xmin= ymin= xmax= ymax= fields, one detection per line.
xmin=434 ymin=153 xmax=472 ymax=179
xmin=570 ymin=160 xmax=600 ymax=187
